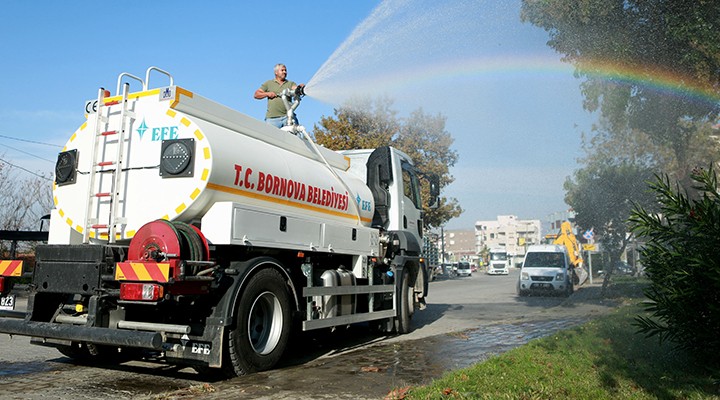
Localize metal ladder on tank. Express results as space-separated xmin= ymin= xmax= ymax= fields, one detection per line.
xmin=83 ymin=79 xmax=139 ymax=244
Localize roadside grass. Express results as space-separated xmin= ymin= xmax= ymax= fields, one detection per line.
xmin=400 ymin=278 xmax=720 ymax=400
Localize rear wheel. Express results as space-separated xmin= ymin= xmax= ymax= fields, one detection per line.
xmin=225 ymin=267 xmax=292 ymax=376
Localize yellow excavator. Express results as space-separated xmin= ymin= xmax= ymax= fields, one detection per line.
xmin=553 ymin=221 xmax=589 ymax=285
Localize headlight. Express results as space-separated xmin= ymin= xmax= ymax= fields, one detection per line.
xmin=521 ymin=272 xmax=529 ymax=280
xmin=556 ymin=273 xmax=565 ymax=281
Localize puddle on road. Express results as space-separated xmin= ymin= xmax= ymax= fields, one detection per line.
xmin=0 ymin=361 xmax=57 ymax=377
xmin=207 ymin=317 xmax=591 ymax=399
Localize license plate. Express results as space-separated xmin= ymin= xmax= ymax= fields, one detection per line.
xmin=532 ymin=283 xmax=552 ymax=289
xmin=0 ymin=294 xmax=16 ymax=311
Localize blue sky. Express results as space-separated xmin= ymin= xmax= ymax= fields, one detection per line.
xmin=0 ymin=1 xmax=596 ymax=231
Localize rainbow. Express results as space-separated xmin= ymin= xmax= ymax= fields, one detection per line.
xmin=308 ymin=55 xmax=720 ymax=108
xmin=575 ymin=58 xmax=720 ymax=106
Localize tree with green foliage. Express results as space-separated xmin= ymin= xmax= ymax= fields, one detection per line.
xmin=521 ymin=0 xmax=720 ymax=187
xmin=564 ymin=117 xmax=660 ymax=288
xmin=565 ymin=161 xmax=657 ymax=291
xmin=629 ymin=167 xmax=720 ymax=364
xmin=314 ymin=97 xmax=398 ymax=151
xmin=313 ymin=98 xmax=462 ymax=229
xmin=525 ymin=0 xmax=720 ymax=299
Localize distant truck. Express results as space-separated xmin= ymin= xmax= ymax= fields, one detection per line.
xmin=487 ymin=247 xmax=510 ymax=275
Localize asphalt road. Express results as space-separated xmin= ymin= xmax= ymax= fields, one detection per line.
xmin=0 ymin=269 xmax=620 ymax=399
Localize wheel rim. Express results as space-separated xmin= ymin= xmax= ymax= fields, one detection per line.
xmin=406 ymin=279 xmax=415 ymax=316
xmin=247 ymin=291 xmax=284 ymax=355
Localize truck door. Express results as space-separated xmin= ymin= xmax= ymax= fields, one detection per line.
xmin=400 ymin=159 xmax=423 ymax=239
xmin=365 ymin=147 xmax=423 ymax=240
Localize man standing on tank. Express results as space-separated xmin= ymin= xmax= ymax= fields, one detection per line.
xmin=254 ymin=64 xmax=305 ymax=128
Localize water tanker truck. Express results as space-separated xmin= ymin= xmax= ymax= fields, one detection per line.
xmin=0 ymin=67 xmax=439 ymax=376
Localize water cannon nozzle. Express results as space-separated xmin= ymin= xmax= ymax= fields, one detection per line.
xmin=295 ymin=85 xmax=306 ymax=98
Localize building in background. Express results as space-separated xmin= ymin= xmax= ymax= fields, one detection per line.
xmin=441 ymin=229 xmax=478 ymax=264
xmin=544 ymin=210 xmax=576 ymax=242
xmin=475 ymin=215 xmax=541 ymax=267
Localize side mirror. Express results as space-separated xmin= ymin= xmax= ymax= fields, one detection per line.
xmin=427 ymin=175 xmax=440 ymax=209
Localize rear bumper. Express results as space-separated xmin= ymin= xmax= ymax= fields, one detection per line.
xmin=0 ymin=317 xmax=163 ymax=349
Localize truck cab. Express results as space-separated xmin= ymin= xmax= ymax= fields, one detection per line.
xmin=487 ymin=248 xmax=510 ymax=275
xmin=340 ymin=147 xmax=426 ymax=249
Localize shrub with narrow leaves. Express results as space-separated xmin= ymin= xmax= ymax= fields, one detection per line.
xmin=629 ymin=166 xmax=720 ymax=365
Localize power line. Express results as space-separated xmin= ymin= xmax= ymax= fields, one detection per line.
xmin=0 ymin=133 xmax=63 ymax=148
xmin=0 ymin=157 xmax=53 ymax=181
xmin=0 ymin=142 xmax=55 ymax=163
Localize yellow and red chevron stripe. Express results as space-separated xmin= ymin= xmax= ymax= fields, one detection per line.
xmin=115 ymin=262 xmax=170 ymax=282
xmin=0 ymin=260 xmax=23 ymax=277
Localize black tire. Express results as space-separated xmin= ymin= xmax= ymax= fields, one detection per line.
xmin=394 ymin=268 xmax=414 ymax=334
xmin=564 ymin=278 xmax=574 ymax=297
xmin=517 ymin=281 xmax=529 ymax=297
xmin=225 ymin=267 xmax=292 ymax=376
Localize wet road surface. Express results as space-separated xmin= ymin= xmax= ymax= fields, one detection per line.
xmin=0 ymin=270 xmax=623 ymax=399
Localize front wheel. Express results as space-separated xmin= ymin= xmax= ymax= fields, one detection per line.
xmin=394 ymin=267 xmax=414 ymax=334
xmin=225 ymin=267 xmax=292 ymax=376
xmin=563 ymin=277 xmax=574 ymax=297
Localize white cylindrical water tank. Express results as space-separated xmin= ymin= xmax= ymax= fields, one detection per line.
xmin=52 ymin=87 xmax=374 ymax=242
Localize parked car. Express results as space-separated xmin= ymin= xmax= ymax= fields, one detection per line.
xmin=614 ymin=261 xmax=636 ymax=276
xmin=440 ymin=263 xmax=455 ymax=277
xmin=598 ymin=261 xmax=636 ymax=276
xmin=517 ymin=244 xmax=574 ymax=297
xmin=457 ymin=261 xmax=472 ymax=277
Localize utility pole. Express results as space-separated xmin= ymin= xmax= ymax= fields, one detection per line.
xmin=440 ymin=226 xmax=446 ymax=263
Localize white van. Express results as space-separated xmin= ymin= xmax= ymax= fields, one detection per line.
xmin=457 ymin=261 xmax=472 ymax=277
xmin=517 ymin=244 xmax=574 ymax=297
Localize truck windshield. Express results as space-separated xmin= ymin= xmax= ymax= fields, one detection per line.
xmin=490 ymin=253 xmax=507 ymax=261
xmin=523 ymin=252 xmax=564 ymax=269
